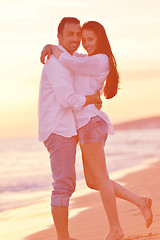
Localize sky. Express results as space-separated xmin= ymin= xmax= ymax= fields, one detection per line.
xmin=0 ymin=0 xmax=160 ymax=138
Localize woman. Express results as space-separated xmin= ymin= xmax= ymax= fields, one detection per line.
xmin=41 ymin=21 xmax=153 ymax=240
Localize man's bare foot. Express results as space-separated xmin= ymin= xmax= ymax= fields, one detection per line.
xmin=105 ymin=229 xmax=124 ymax=240
xmin=140 ymin=197 xmax=153 ymax=228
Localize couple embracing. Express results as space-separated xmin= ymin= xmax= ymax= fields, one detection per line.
xmin=38 ymin=17 xmax=153 ymax=240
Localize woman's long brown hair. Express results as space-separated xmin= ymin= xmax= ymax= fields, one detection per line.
xmin=82 ymin=21 xmax=119 ymax=99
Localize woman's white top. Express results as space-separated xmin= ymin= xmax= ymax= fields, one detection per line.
xmin=58 ymin=51 xmax=114 ymax=135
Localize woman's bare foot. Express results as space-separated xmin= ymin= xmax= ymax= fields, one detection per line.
xmin=140 ymin=197 xmax=153 ymax=228
xmin=105 ymin=229 xmax=124 ymax=240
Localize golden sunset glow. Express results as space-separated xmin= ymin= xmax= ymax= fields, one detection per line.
xmin=0 ymin=0 xmax=160 ymax=138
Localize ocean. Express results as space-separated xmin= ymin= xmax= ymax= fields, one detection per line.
xmin=0 ymin=123 xmax=160 ymax=240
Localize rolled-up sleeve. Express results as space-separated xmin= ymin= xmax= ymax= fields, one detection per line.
xmin=44 ymin=56 xmax=86 ymax=111
xmin=59 ymin=52 xmax=110 ymax=76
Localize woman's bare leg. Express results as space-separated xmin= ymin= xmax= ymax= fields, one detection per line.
xmin=81 ymin=142 xmax=124 ymax=240
xmin=82 ymin=153 xmax=153 ymax=228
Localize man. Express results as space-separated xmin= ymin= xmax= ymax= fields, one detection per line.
xmin=39 ymin=17 xmax=100 ymax=240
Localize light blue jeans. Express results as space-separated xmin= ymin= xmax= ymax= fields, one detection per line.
xmin=44 ymin=133 xmax=77 ymax=207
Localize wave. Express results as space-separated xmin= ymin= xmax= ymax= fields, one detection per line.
xmin=0 ymin=182 xmax=50 ymax=193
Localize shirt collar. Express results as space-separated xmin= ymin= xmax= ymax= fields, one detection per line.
xmin=58 ymin=44 xmax=71 ymax=55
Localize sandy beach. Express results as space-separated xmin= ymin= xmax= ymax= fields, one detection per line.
xmin=25 ymin=159 xmax=160 ymax=240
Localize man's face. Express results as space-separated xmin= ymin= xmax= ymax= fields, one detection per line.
xmin=58 ymin=23 xmax=81 ymax=55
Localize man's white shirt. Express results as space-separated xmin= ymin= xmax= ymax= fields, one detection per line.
xmin=38 ymin=46 xmax=86 ymax=142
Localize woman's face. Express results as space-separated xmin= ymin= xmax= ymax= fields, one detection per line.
xmin=82 ymin=29 xmax=98 ymax=56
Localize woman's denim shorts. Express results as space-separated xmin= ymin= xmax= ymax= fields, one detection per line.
xmin=78 ymin=115 xmax=108 ymax=146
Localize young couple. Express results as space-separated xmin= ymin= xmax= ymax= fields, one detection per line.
xmin=39 ymin=17 xmax=153 ymax=240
